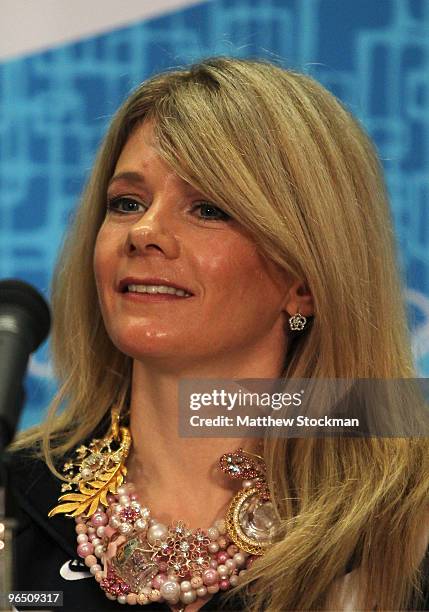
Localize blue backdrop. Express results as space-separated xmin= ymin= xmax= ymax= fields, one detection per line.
xmin=0 ymin=0 xmax=428 ymax=429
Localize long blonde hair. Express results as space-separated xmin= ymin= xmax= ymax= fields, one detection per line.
xmin=11 ymin=57 xmax=429 ymax=610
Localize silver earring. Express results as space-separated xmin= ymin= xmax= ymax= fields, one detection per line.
xmin=288 ymin=311 xmax=307 ymax=331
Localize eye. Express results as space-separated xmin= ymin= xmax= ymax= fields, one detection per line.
xmin=193 ymin=202 xmax=230 ymax=221
xmin=107 ymin=196 xmax=146 ymax=214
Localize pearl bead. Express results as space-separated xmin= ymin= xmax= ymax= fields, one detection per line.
xmin=207 ymin=527 xmax=219 ymax=541
xmin=180 ymin=580 xmax=192 ymax=592
xmin=106 ymin=593 xmax=116 ymax=600
xmin=207 ymin=584 xmax=219 ymax=594
xmin=116 ymin=485 xmax=128 ymax=496
xmin=91 ymin=537 xmax=101 ymax=546
xmin=203 ymin=569 xmax=218 ymax=586
xmin=90 ymin=564 xmax=101 ymax=575
xmin=210 ymin=560 xmax=218 ymax=569
xmin=80 ymin=467 xmax=92 ymax=478
xmin=130 ymin=501 xmax=141 ymax=510
xmin=233 ymin=552 xmax=246 ymax=567
xmin=75 ymin=524 xmax=87 ymax=535
xmin=75 ymin=516 xmax=85 ymax=524
xmin=96 ymin=526 xmax=105 ymax=538
xmin=219 ymin=578 xmax=230 ymax=591
xmin=147 ymin=523 xmax=168 ymax=544
xmin=87 ymin=526 xmax=96 ymax=534
xmin=149 ymin=589 xmax=161 ymax=602
xmin=217 ymin=564 xmax=229 ymax=578
xmin=225 ymin=559 xmax=237 ymax=572
xmin=95 ymin=570 xmax=103 ymax=582
xmin=230 ymin=574 xmax=239 ymax=586
xmin=118 ymin=523 xmax=132 ymax=535
xmin=94 ymin=544 xmax=105 ymax=557
xmin=190 ymin=576 xmax=203 ymax=589
xmin=242 ymin=479 xmax=255 ymax=489
xmin=196 ymin=586 xmax=208 ymax=597
xmin=160 ymin=580 xmax=180 ymax=601
xmin=180 ymin=589 xmax=197 ymax=604
xmin=77 ymin=543 xmax=93 ymax=558
xmin=118 ymin=495 xmax=130 ymax=506
xmin=126 ymin=593 xmax=137 ymax=605
xmin=117 ymin=594 xmax=127 ymax=604
xmin=208 ymin=542 xmax=219 ymax=554
xmin=77 ymin=534 xmax=88 ymax=544
xmin=91 ymin=512 xmax=108 ymax=527
xmin=217 ymin=551 xmax=228 ymax=564
xmin=137 ymin=593 xmax=149 ymax=605
xmin=109 ymin=516 xmax=121 ymax=529
xmin=218 ymin=535 xmax=228 ymax=549
xmin=84 ymin=554 xmax=97 ymax=567
xmin=134 ymin=518 xmax=147 ymax=531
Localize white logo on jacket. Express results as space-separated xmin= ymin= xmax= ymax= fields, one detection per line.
xmin=60 ymin=559 xmax=92 ymax=580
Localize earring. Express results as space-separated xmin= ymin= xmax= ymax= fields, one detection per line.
xmin=288 ymin=311 xmax=307 ymax=331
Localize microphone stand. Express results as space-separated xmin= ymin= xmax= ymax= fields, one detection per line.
xmin=0 ymin=389 xmax=24 ymax=612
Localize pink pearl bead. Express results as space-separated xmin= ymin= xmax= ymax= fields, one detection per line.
xmin=202 ymin=569 xmax=219 ymax=586
xmin=84 ymin=555 xmax=97 ymax=567
xmin=106 ymin=494 xmax=116 ymax=504
xmin=152 ymin=574 xmax=167 ymax=590
xmin=75 ymin=516 xmax=85 ymax=524
xmin=158 ymin=562 xmax=168 ymax=573
xmin=91 ymin=512 xmax=108 ymax=527
xmin=75 ymin=524 xmax=87 ymax=535
xmin=77 ymin=543 xmax=94 ymax=558
xmin=217 ymin=551 xmax=229 ymax=564
xmin=129 ymin=493 xmax=138 ymax=501
xmin=87 ymin=526 xmax=96 ymax=534
xmin=219 ymin=579 xmax=230 ymax=591
xmin=210 ymin=560 xmax=218 ymax=569
xmin=207 ymin=584 xmax=219 ymax=594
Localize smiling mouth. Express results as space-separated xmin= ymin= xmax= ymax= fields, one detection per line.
xmin=124 ymin=284 xmax=193 ymax=297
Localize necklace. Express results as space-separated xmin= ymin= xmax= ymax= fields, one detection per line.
xmin=48 ymin=408 xmax=279 ymax=606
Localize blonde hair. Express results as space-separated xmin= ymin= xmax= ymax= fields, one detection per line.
xmin=11 ymin=57 xmax=429 ymax=610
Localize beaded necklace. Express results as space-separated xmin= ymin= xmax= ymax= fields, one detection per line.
xmin=48 ymin=409 xmax=279 ymax=607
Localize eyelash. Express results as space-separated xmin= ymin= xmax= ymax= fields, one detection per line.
xmin=106 ymin=196 xmax=230 ymax=222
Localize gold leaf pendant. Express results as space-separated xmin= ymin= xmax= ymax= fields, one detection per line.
xmin=48 ymin=409 xmax=131 ymax=519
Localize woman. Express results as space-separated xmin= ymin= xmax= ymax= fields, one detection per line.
xmin=6 ymin=56 xmax=429 ymax=611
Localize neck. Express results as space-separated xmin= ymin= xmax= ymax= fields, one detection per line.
xmin=125 ymin=353 xmax=280 ymax=527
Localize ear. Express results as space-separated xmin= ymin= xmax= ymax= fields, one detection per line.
xmin=284 ymin=280 xmax=314 ymax=318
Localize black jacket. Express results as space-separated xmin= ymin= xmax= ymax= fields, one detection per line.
xmin=3 ymin=447 xmax=429 ymax=612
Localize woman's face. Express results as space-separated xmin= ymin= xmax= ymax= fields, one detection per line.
xmin=93 ymin=120 xmax=292 ymax=370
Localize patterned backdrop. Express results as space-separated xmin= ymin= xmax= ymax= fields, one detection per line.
xmin=0 ymin=0 xmax=428 ymax=429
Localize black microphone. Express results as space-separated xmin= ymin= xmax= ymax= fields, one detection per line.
xmin=0 ymin=279 xmax=51 ymax=451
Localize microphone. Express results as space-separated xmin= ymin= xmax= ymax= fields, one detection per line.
xmin=0 ymin=279 xmax=51 ymax=451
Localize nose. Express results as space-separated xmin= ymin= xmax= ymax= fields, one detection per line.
xmin=125 ymin=202 xmax=180 ymax=259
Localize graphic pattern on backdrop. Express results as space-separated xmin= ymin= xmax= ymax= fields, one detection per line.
xmin=0 ymin=0 xmax=428 ymax=428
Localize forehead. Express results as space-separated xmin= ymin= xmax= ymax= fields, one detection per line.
xmin=112 ymin=120 xmax=201 ymax=195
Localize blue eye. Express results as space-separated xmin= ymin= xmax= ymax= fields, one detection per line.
xmin=107 ymin=197 xmax=145 ymax=213
xmin=194 ymin=202 xmax=230 ymax=221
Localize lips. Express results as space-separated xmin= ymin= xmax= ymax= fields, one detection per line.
xmin=118 ymin=277 xmax=194 ymax=295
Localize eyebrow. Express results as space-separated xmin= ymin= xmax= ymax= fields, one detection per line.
xmin=107 ymin=170 xmax=205 ymax=195
xmin=107 ymin=171 xmax=146 ymax=189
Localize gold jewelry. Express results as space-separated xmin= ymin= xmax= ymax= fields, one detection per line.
xmin=48 ymin=406 xmax=131 ymax=518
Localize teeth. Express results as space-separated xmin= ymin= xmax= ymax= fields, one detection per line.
xmin=127 ymin=284 xmax=191 ymax=297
